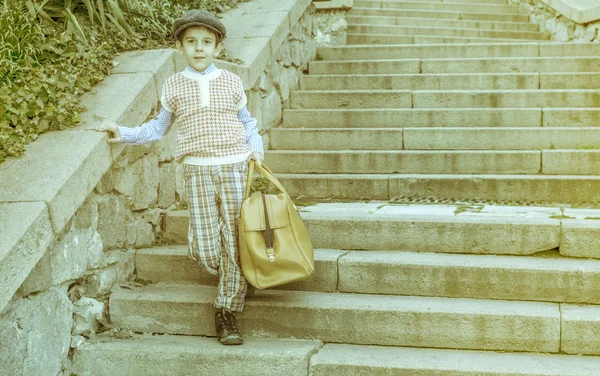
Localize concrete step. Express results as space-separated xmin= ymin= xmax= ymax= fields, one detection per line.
xmin=347 ymin=24 xmax=548 ymax=40
xmin=264 ymin=150 xmax=541 ymax=174
xmin=289 ymin=89 xmax=600 ymax=109
xmin=316 ymin=42 xmax=600 ymax=61
xmin=136 ymin=246 xmax=344 ymax=293
xmin=71 ymin=335 xmax=322 ymax=376
xmin=270 ymin=128 xmax=600 ymax=150
xmin=275 ymin=173 xmax=600 ymax=203
xmin=110 ymin=283 xmax=561 ymax=352
xmin=354 ymin=0 xmax=522 ymax=14
xmin=135 ymin=244 xmax=600 ymax=305
xmin=349 ymin=6 xmax=530 ymax=22
xmin=338 ymin=250 xmax=600 ymax=304
xmin=346 ymin=15 xmax=540 ymax=31
xmin=265 ymin=149 xmax=600 ymax=175
xmin=163 ymin=205 xmax=561 ymax=256
xmin=308 ymin=57 xmax=600 ymax=75
xmin=164 ymin=201 xmax=600 ymax=258
xmin=282 ymin=108 xmax=600 ymax=128
xmin=310 ymin=344 xmax=600 ymax=376
xmin=300 ymin=73 xmax=600 ymax=90
xmin=373 ymin=0 xmax=511 ymax=4
xmin=347 ymin=33 xmax=526 ymax=44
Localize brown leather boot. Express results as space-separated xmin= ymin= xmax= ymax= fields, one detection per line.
xmin=215 ymin=308 xmax=243 ymax=345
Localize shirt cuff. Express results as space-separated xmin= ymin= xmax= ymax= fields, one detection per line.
xmin=117 ymin=126 xmax=137 ymax=143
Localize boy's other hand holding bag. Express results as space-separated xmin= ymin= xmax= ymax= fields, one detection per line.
xmin=248 ymin=152 xmax=264 ymax=167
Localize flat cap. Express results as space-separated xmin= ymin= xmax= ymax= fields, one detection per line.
xmin=172 ymin=10 xmax=227 ymax=42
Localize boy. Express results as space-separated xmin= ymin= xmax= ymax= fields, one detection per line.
xmin=96 ymin=9 xmax=263 ymax=346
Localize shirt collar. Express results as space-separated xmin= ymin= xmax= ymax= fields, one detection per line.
xmin=182 ymin=63 xmax=222 ymax=81
xmin=186 ymin=64 xmax=216 ymax=75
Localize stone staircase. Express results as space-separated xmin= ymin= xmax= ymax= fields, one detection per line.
xmin=71 ymin=0 xmax=600 ymax=375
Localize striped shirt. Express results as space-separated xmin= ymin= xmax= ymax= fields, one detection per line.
xmin=118 ymin=64 xmax=263 ymax=158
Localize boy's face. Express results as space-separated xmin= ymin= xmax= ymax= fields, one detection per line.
xmin=177 ymin=26 xmax=222 ymax=72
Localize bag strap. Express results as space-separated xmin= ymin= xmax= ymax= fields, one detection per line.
xmin=244 ymin=160 xmax=289 ymax=199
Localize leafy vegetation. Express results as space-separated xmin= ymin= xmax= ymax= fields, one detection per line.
xmin=0 ymin=0 xmax=235 ymax=162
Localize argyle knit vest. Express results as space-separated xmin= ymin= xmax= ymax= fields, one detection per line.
xmin=161 ymin=69 xmax=251 ymax=163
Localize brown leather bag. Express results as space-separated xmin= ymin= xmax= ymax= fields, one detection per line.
xmin=238 ymin=161 xmax=314 ymax=289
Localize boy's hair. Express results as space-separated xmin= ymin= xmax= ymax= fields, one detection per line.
xmin=173 ymin=10 xmax=227 ymax=44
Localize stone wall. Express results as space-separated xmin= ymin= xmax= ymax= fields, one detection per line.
xmin=246 ymin=7 xmax=319 ymax=149
xmin=509 ymin=0 xmax=600 ymax=42
xmin=0 ymin=2 xmax=319 ymax=375
xmin=314 ymin=9 xmax=349 ymax=46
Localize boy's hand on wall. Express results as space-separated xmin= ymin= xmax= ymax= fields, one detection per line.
xmin=249 ymin=152 xmax=264 ymax=167
xmin=95 ymin=120 xmax=121 ymax=143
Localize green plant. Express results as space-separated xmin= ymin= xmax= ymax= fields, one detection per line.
xmin=0 ymin=0 xmax=234 ymax=163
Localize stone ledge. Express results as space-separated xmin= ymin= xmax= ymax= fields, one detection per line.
xmin=0 ymin=130 xmax=114 ymax=235
xmin=540 ymin=0 xmax=600 ymax=24
xmin=220 ymin=0 xmax=313 ymax=89
xmin=0 ymin=202 xmax=54 ymax=313
xmin=0 ymin=47 xmax=172 ymax=316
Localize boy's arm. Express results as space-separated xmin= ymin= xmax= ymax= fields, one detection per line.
xmin=97 ymin=107 xmax=174 ymax=144
xmin=239 ymin=106 xmax=264 ymax=166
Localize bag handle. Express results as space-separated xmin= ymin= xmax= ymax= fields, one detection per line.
xmin=244 ymin=160 xmax=289 ymax=199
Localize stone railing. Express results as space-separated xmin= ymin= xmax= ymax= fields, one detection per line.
xmin=510 ymin=0 xmax=600 ymax=41
xmin=0 ymin=0 xmax=357 ymax=373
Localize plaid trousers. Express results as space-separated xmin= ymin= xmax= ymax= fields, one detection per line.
xmin=184 ymin=161 xmax=249 ymax=312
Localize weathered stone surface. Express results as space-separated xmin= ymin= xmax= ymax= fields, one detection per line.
xmin=389 ymin=174 xmax=600 ymax=204
xmin=561 ymin=304 xmax=600 ymax=355
xmin=141 ymin=208 xmax=162 ymax=227
xmin=301 ymin=213 xmax=560 ymax=256
xmin=338 ymin=250 xmax=600 ymax=304
xmin=276 ymin=42 xmax=293 ymax=67
xmin=283 ymin=108 xmax=542 ymax=128
xmin=163 ymin=211 xmax=189 ymax=245
xmin=276 ymin=66 xmax=301 ymax=103
xmin=271 ymin=128 xmax=403 ymax=150
xmin=405 ymin=128 xmax=600 ymax=150
xmin=71 ymin=335 xmax=86 ymax=349
xmin=261 ymin=89 xmax=283 ymax=131
xmin=316 ymin=43 xmax=541 ymax=61
xmin=129 ymin=153 xmax=160 ymax=211
xmin=21 ymin=227 xmax=103 ymax=295
xmin=127 ymin=219 xmax=155 ymax=248
xmin=278 ymin=174 xmax=390 ymax=199
xmin=113 ymin=49 xmax=176 ymax=101
xmin=81 ymin=250 xmax=135 ymax=297
xmin=96 ymin=195 xmax=128 ymax=250
xmin=543 ymin=151 xmax=600 ymax=175
xmin=80 ymin=72 xmax=157 ymax=130
xmin=0 ymin=319 xmax=26 ymax=375
xmin=315 ymin=10 xmax=349 ymax=46
xmin=560 ymin=220 xmax=600 ymax=258
xmin=71 ymin=336 xmax=322 ymax=376
xmin=0 ymin=202 xmax=54 ymax=314
xmin=266 ymin=150 xmax=541 ymax=174
xmin=0 ymin=130 xmax=113 ymax=235
xmin=310 ymin=343 xmax=600 ymax=376
xmin=73 ymin=297 xmax=105 ymax=337
xmin=135 ymin=245 xmax=342 ymax=292
xmin=158 ymin=163 xmax=176 ymax=209
xmin=510 ymin=0 xmax=600 ymax=41
xmin=150 ymin=123 xmax=177 ymax=162
xmin=0 ymin=287 xmax=72 ymax=376
xmin=111 ymin=284 xmax=560 ymax=352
